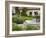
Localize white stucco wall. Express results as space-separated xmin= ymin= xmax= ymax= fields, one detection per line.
xmin=26 ymin=10 xmax=40 ymax=16
xmin=12 ymin=7 xmax=15 ymax=13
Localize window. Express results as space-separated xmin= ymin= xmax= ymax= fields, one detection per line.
xmin=30 ymin=12 xmax=32 ymax=16
xmin=34 ymin=12 xmax=38 ymax=15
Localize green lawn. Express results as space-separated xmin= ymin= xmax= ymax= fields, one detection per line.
xmin=12 ymin=23 xmax=40 ymax=31
xmin=12 ymin=15 xmax=40 ymax=31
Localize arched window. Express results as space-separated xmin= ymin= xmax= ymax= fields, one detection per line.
xmin=30 ymin=12 xmax=32 ymax=16
xmin=34 ymin=11 xmax=38 ymax=15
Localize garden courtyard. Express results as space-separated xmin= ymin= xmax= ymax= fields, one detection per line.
xmin=12 ymin=7 xmax=40 ymax=31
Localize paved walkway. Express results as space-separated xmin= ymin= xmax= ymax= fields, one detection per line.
xmin=23 ymin=18 xmax=40 ymax=25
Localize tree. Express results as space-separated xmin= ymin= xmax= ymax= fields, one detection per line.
xmin=21 ymin=7 xmax=27 ymax=16
xmin=15 ymin=7 xmax=20 ymax=15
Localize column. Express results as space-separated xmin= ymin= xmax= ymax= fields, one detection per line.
xmin=32 ymin=10 xmax=35 ymax=16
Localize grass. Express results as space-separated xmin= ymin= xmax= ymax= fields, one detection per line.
xmin=12 ymin=23 xmax=23 ymax=31
xmin=12 ymin=15 xmax=40 ymax=31
xmin=26 ymin=25 xmax=40 ymax=30
xmin=12 ymin=23 xmax=40 ymax=31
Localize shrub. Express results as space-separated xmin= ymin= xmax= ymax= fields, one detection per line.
xmin=12 ymin=23 xmax=23 ymax=31
xmin=12 ymin=16 xmax=25 ymax=24
xmin=25 ymin=16 xmax=33 ymax=20
xmin=32 ymin=16 xmax=40 ymax=19
xmin=22 ymin=16 xmax=33 ymax=20
xmin=16 ymin=17 xmax=25 ymax=24
xmin=12 ymin=16 xmax=18 ymax=23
